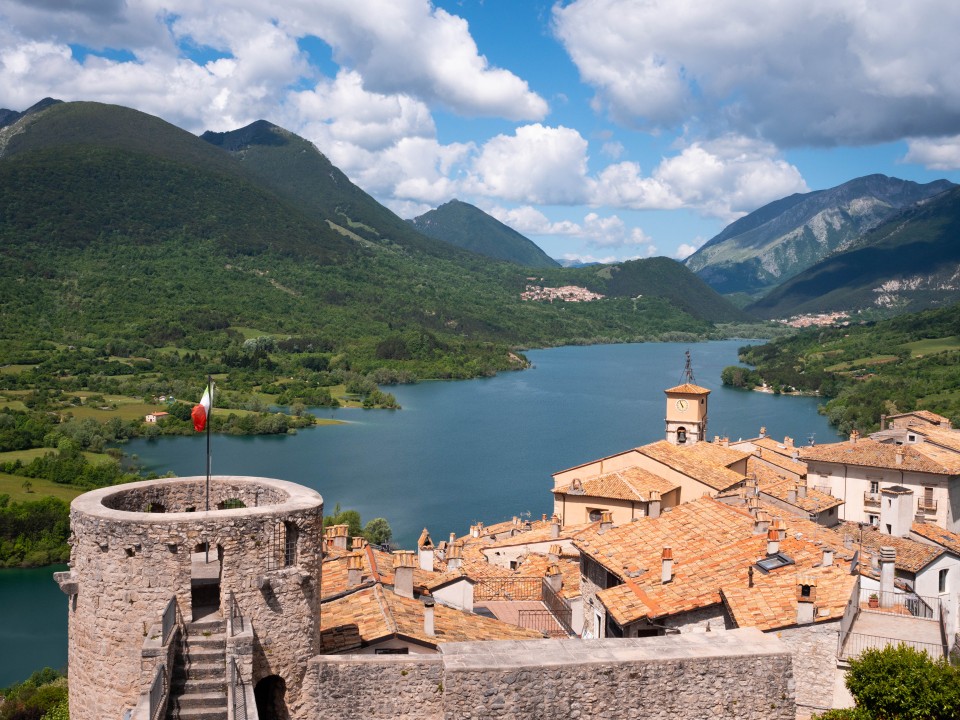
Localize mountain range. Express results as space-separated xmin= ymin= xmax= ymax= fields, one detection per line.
xmin=685 ymin=174 xmax=954 ymax=297
xmin=0 ymin=100 xmax=746 ymax=375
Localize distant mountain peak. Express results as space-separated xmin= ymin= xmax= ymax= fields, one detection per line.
xmin=685 ymin=174 xmax=955 ymax=296
xmin=408 ymin=200 xmax=559 ymax=269
xmin=200 ymin=120 xmax=290 ymax=151
xmin=0 ymin=97 xmax=63 ymax=131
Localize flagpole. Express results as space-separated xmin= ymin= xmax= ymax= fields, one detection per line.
xmin=205 ymin=375 xmax=212 ymax=512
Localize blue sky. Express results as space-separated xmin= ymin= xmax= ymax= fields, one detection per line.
xmin=2 ymin=0 xmax=960 ymax=263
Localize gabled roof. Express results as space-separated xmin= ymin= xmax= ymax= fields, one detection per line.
xmin=637 ymin=440 xmax=747 ymax=491
xmin=553 ymin=466 xmax=678 ymax=503
xmin=800 ymin=439 xmax=956 ymax=474
xmin=835 ymin=522 xmax=949 ymax=574
xmin=483 ymin=521 xmax=594 ymax=549
xmin=910 ymin=522 xmax=960 ymax=555
xmin=318 ymin=584 xmax=543 ymax=652
xmin=322 ymin=544 xmax=463 ymax=599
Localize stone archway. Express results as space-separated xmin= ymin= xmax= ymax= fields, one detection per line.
xmin=254 ymin=675 xmax=289 ymax=720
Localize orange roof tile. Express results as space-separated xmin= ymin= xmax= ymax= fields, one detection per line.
xmin=834 ymin=522 xmax=946 ymax=574
xmin=664 ymin=383 xmax=711 ymax=395
xmin=800 ymin=439 xmax=953 ymax=474
xmin=553 ymin=466 xmax=678 ymax=503
xmin=638 ymin=440 xmax=746 ymax=491
xmin=911 ymin=522 xmax=960 ymax=555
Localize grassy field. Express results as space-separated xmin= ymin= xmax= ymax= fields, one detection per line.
xmin=0 ymin=448 xmax=115 ymax=465
xmin=0 ymin=364 xmax=35 ymax=375
xmin=0 ymin=473 xmax=86 ymax=503
xmin=902 ymin=336 xmax=960 ymax=357
xmin=825 ymin=355 xmax=899 ymax=372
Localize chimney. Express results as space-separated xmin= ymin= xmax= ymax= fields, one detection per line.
xmin=550 ymin=514 xmax=561 ymax=539
xmin=393 ymin=551 xmax=416 ymax=599
xmin=418 ymin=528 xmax=434 ymax=571
xmin=648 ymin=490 xmax=662 ymax=519
xmin=821 ymin=547 xmax=834 ymax=567
xmin=326 ymin=524 xmax=349 ymax=551
xmin=661 ymin=546 xmax=673 ymax=584
xmin=753 ymin=512 xmax=771 ymax=536
xmin=787 ymin=485 xmax=797 ymax=505
xmin=792 ymin=449 xmax=800 ymax=461
xmin=784 ymin=436 xmax=794 ymax=448
xmin=347 ymin=552 xmax=364 ymax=587
xmin=766 ymin=528 xmax=780 ymax=556
xmin=879 ymin=546 xmax=896 ymax=607
xmin=849 ymin=429 xmax=859 ymax=444
xmin=449 ymin=532 xmax=456 ymax=546
xmin=548 ymin=544 xmax=561 ymax=564
xmin=759 ymin=426 xmax=767 ymax=438
xmin=446 ymin=541 xmax=463 ymax=571
xmin=772 ymin=517 xmax=787 ymax=541
xmin=752 ymin=476 xmax=760 ymax=497
xmin=352 ymin=536 xmax=367 ymax=551
xmin=714 ymin=435 xmax=721 ymax=444
xmin=747 ymin=565 xmax=754 ymax=588
xmin=895 ymin=447 xmax=904 ymax=466
xmin=880 ymin=486 xmax=913 ymax=537
xmin=796 ymin=577 xmax=817 ymax=625
xmin=721 ymin=436 xmax=729 ymax=447
xmin=880 ymin=414 xmax=887 ymax=431
xmin=599 ymin=511 xmax=613 ymax=533
xmin=423 ymin=599 xmax=435 ymax=637
xmin=545 ymin=564 xmax=563 ymax=593
xmin=798 ymin=480 xmax=807 ymax=499
xmin=541 ymin=513 xmax=548 ymax=522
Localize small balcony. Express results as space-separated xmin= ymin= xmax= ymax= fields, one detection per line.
xmin=918 ymin=498 xmax=938 ymax=515
xmin=863 ymin=491 xmax=881 ymax=508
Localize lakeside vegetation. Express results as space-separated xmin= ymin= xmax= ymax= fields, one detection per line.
xmin=722 ymin=301 xmax=960 ymax=434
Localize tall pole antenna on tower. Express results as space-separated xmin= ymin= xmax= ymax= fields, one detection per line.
xmin=680 ymin=350 xmax=696 ymax=385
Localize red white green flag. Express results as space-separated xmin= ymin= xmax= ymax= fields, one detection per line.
xmin=191 ymin=382 xmax=213 ymax=432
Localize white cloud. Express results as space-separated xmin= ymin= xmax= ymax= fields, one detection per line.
xmin=674 ymin=239 xmax=705 ymax=260
xmin=553 ymin=0 xmax=960 ymax=146
xmin=485 ymin=205 xmax=582 ymax=236
xmin=469 ymin=124 xmax=590 ymax=204
xmin=903 ymin=136 xmax=960 ymax=171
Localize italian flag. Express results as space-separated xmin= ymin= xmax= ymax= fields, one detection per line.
xmin=191 ymin=383 xmax=213 ymax=432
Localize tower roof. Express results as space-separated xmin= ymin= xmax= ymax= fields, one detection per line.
xmin=664 ymin=383 xmax=711 ymax=395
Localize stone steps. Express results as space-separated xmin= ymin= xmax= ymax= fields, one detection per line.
xmin=167 ymin=616 xmax=227 ymax=720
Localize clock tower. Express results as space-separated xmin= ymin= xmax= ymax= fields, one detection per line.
xmin=665 ymin=352 xmax=710 ymax=445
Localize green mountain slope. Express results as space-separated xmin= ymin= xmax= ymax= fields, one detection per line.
xmin=0 ymin=100 xmax=748 ymax=379
xmin=407 ymin=199 xmax=559 ymax=268
xmin=685 ymin=174 xmax=953 ymax=295
xmin=748 ymin=185 xmax=960 ymax=319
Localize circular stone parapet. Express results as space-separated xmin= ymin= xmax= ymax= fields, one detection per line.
xmin=66 ymin=476 xmax=324 ymax=720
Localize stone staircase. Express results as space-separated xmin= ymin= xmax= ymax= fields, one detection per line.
xmin=167 ymin=614 xmax=228 ymax=720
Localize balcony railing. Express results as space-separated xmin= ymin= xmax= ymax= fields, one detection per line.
xmin=516 ymin=609 xmax=568 ymax=638
xmin=863 ymin=491 xmax=881 ymax=508
xmin=474 ymin=577 xmax=542 ymax=601
xmin=839 ymin=633 xmax=945 ymax=660
xmin=542 ymin=578 xmax=575 ymax=636
xmin=859 ymin=588 xmax=939 ymax=619
xmin=918 ymin=498 xmax=938 ymax=515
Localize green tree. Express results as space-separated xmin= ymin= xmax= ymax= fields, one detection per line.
xmin=363 ymin=517 xmax=393 ymax=546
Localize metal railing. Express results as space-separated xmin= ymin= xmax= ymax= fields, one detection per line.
xmin=230 ymin=657 xmax=248 ymax=720
xmin=161 ymin=596 xmax=177 ymax=646
xmin=474 ymin=577 xmax=542 ymax=601
xmin=918 ymin=498 xmax=938 ymax=514
xmin=516 ymin=609 xmax=568 ymax=638
xmin=863 ymin=491 xmax=881 ymax=507
xmin=148 ymin=663 xmax=167 ymax=720
xmin=859 ymin=588 xmax=939 ymax=619
xmin=227 ymin=590 xmax=244 ymax=636
xmin=840 ymin=633 xmax=945 ymax=660
xmin=542 ymin=578 xmax=575 ymax=636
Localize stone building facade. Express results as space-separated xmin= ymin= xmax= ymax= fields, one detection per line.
xmin=62 ymin=475 xmax=323 ymax=720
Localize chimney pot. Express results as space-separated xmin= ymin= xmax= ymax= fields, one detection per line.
xmin=767 ymin=528 xmax=780 ymax=556
xmin=599 ymin=511 xmax=613 ymax=533
xmin=822 ymin=548 xmax=834 ymax=567
xmin=759 ymin=426 xmax=767 ymax=438
xmin=661 ymin=546 xmax=673 ymax=584
xmin=423 ymin=599 xmax=435 ymax=637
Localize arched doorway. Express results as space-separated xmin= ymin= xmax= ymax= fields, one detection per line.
xmin=254 ymin=675 xmax=289 ymax=720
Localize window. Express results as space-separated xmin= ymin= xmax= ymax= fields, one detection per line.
xmin=867 ymin=514 xmax=879 ymax=527
xmin=869 ymin=481 xmax=879 ymax=494
xmin=587 ymin=508 xmax=606 ymax=522
xmin=755 ymin=553 xmax=795 ymax=574
xmin=284 ymin=521 xmax=298 ymax=566
xmin=940 ymin=568 xmax=948 ymax=594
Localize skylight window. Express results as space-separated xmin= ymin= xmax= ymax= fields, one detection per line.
xmin=755 ymin=553 xmax=795 ymax=573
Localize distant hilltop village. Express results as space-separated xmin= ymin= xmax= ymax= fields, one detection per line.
xmin=56 ymin=360 xmax=960 ymax=720
xmin=520 ymin=280 xmax=605 ymax=302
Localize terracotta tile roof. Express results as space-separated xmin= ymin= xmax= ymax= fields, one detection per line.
xmin=911 ymin=426 xmax=960 ymax=456
xmin=888 ymin=410 xmax=951 ymax=426
xmin=800 ymin=439 xmax=953 ymax=474
xmin=748 ymin=470 xmax=843 ymax=514
xmin=322 ymin=544 xmax=465 ymax=598
xmin=576 ymin=497 xmax=852 ymax=627
xmin=483 ymin=521 xmax=594 ymax=549
xmin=637 ymin=440 xmax=746 ymax=491
xmin=722 ymin=563 xmax=856 ymax=631
xmin=553 ymin=467 xmax=678 ymax=503
xmin=319 ymin=584 xmax=542 ymax=652
xmin=749 ymin=446 xmax=807 ymax=476
xmin=664 ymin=383 xmax=711 ymax=395
xmin=911 ymin=522 xmax=960 ymax=555
xmin=834 ymin=522 xmax=946 ymax=574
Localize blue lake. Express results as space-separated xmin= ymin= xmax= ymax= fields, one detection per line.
xmin=0 ymin=340 xmax=839 ymax=686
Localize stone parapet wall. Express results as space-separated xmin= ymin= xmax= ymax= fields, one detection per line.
xmin=777 ymin=621 xmax=842 ymax=718
xmin=304 ymin=628 xmax=795 ymax=720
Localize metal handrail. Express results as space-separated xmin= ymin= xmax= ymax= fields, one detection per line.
xmin=474 ymin=577 xmax=542 ymax=601
xmin=228 ymin=590 xmax=244 ymax=636
xmin=148 ymin=663 xmax=166 ymax=720
xmin=863 ymin=491 xmax=881 ymax=506
xmin=918 ymin=498 xmax=938 ymax=513
xmin=160 ymin=596 xmax=177 ymax=646
xmin=839 ymin=634 xmax=945 ymax=660
xmin=859 ymin=588 xmax=939 ymax=619
xmin=516 ymin=608 xmax=568 ymax=638
xmin=542 ymin=578 xmax=575 ymax=636
xmin=231 ymin=657 xmax=248 ymax=720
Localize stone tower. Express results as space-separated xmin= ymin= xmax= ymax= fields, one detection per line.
xmin=60 ymin=475 xmax=323 ymax=720
xmin=664 ymin=351 xmax=710 ymax=445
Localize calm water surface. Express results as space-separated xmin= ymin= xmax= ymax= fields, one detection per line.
xmin=0 ymin=341 xmax=839 ymax=686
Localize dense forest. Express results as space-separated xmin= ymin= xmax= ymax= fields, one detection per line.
xmin=724 ymin=302 xmax=960 ymax=434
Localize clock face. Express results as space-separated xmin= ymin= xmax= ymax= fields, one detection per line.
xmin=675 ymin=399 xmax=688 ymax=411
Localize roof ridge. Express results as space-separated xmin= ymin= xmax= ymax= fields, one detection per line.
xmin=373 ymin=583 xmax=398 ymax=635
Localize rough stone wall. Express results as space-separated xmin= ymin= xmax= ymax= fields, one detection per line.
xmin=776 ymin=621 xmax=841 ymax=718
xmin=66 ymin=476 xmax=323 ymax=720
xmin=303 ymin=654 xmax=444 ymax=720
xmin=303 ymin=629 xmax=795 ymax=720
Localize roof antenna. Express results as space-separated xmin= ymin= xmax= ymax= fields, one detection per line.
xmin=680 ymin=350 xmax=696 ymax=385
